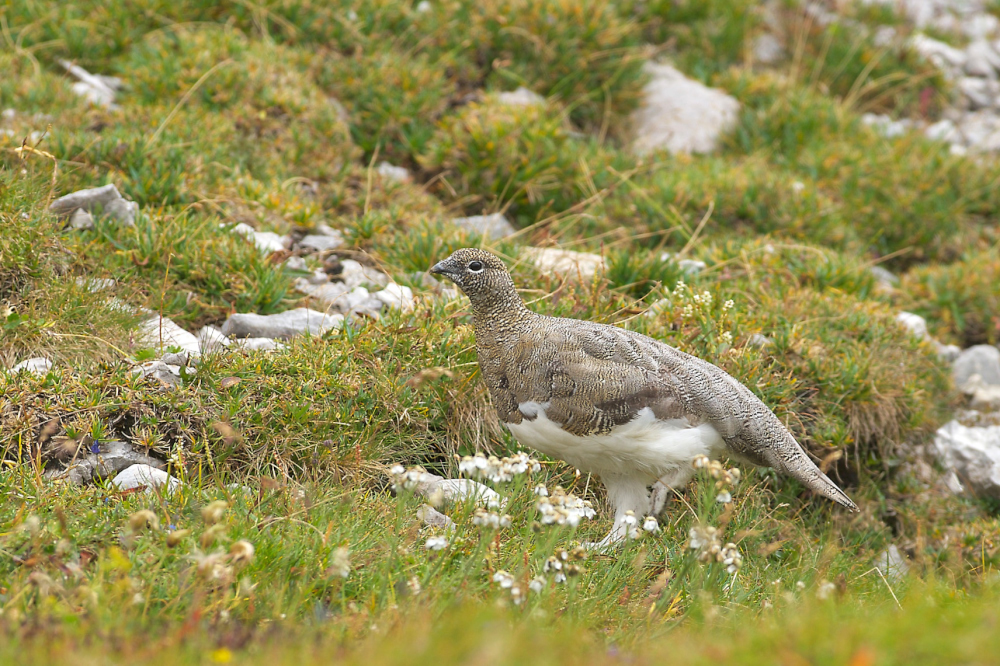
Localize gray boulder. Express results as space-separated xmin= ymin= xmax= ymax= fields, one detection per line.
xmin=933 ymin=419 xmax=1000 ymax=499
xmin=50 ymin=184 xmax=138 ymax=227
xmin=953 ymin=345 xmax=1000 ymax=389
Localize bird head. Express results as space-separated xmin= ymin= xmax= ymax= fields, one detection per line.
xmin=430 ymin=248 xmax=522 ymax=311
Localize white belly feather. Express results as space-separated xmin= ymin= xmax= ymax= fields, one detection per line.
xmin=505 ymin=402 xmax=726 ymax=480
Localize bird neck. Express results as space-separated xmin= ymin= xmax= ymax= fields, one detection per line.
xmin=469 ymin=278 xmax=533 ymax=334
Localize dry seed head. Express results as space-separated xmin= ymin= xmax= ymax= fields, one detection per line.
xmin=229 ymin=540 xmax=255 ymax=566
xmin=128 ymin=510 xmax=159 ymax=532
xmin=166 ymin=529 xmax=191 ymax=548
xmin=201 ymin=500 xmax=228 ymax=525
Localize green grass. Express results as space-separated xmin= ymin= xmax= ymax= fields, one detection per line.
xmin=2 ymin=0 xmax=1000 ymax=660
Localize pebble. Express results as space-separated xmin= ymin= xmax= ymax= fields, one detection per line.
xmin=373 ymin=283 xmax=416 ymax=313
xmin=11 ymin=357 xmax=53 ymax=376
xmin=451 ymin=213 xmax=517 ymax=240
xmin=375 ymin=161 xmax=411 ymax=183
xmin=299 ymin=233 xmax=343 ymax=253
xmin=523 ymin=247 xmax=606 ymax=280
xmin=496 ymin=86 xmax=545 ymax=106
xmin=231 ymin=223 xmax=290 ymax=254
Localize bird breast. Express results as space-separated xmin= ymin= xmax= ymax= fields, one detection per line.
xmin=505 ymin=402 xmax=727 ymax=479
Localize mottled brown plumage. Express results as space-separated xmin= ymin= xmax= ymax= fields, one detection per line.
xmin=431 ymin=248 xmax=858 ymax=544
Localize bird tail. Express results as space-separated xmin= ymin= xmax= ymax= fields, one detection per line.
xmin=771 ymin=432 xmax=859 ymax=512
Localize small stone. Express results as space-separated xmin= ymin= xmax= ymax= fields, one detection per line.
xmin=283 ymin=256 xmax=308 ymax=272
xmin=59 ymin=59 xmax=119 ymax=109
xmin=896 ymin=311 xmax=929 ymax=340
xmin=910 ymin=34 xmax=967 ymax=76
xmin=375 ymin=161 xmax=411 ymax=183
xmin=231 ymin=223 xmax=290 ymax=254
xmin=861 ymin=113 xmax=913 ymax=139
xmin=69 ymin=208 xmax=94 ymax=230
xmin=233 ymin=337 xmax=286 ymax=351
xmin=752 ymin=33 xmax=785 ymax=64
xmin=678 ymin=259 xmax=707 ymax=275
xmin=953 ymin=345 xmax=1000 ymax=389
xmin=963 ymin=39 xmax=1000 ymax=79
xmin=161 ymin=351 xmax=193 ymax=367
xmin=136 ymin=315 xmax=201 ymax=356
xmin=497 ymin=86 xmax=545 ymax=106
xmin=111 ymin=464 xmax=182 ymax=494
xmin=964 ymin=376 xmax=1000 ymax=411
xmin=867 ymin=265 xmax=898 ymax=290
xmin=296 ymin=280 xmax=350 ymax=309
xmin=925 ymin=119 xmax=958 ymax=143
xmin=451 ymin=213 xmax=517 ymax=240
xmin=373 ymin=283 xmax=416 ymax=313
xmin=957 ymin=76 xmax=1000 ymax=109
xmin=299 ymin=234 xmax=344 ymax=253
xmin=523 ymin=247 xmax=606 ymax=280
xmin=131 ymin=360 xmax=183 ymax=389
xmin=45 ymin=441 xmax=166 ymax=486
xmin=935 ymin=342 xmax=962 ymax=363
xmin=50 ymin=184 xmax=138 ymax=227
xmin=873 ymin=25 xmax=897 ymax=48
xmin=220 ymin=308 xmax=343 ymax=339
xmin=75 ymin=276 xmax=116 ymax=292
xmin=416 ymin=504 xmax=455 ymax=530
xmin=198 ymin=326 xmax=231 ymax=354
xmin=749 ymin=333 xmax=773 ymax=349
xmin=11 ymin=357 xmax=52 ymax=376
xmin=873 ymin=545 xmax=909 ymax=583
xmin=338 ymin=260 xmax=391 ymax=289
xmin=630 ymin=62 xmax=740 ymax=155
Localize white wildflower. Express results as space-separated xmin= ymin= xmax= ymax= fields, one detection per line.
xmin=407 ymin=576 xmax=422 ymax=596
xmin=425 ymin=535 xmax=449 ymax=551
xmin=493 ymin=570 xmax=515 ymax=589
xmin=529 ymin=576 xmax=546 ymax=594
xmin=796 ymin=581 xmax=806 ymax=590
xmin=533 ymin=484 xmax=549 ymax=497
xmin=716 ymin=491 xmax=732 ymax=504
xmin=536 ymin=486 xmax=596 ymax=527
xmin=390 ymin=465 xmax=434 ymax=492
xmin=719 ymin=331 xmax=733 ymax=346
xmin=642 ymin=516 xmax=660 ymax=533
xmin=511 ymin=585 xmax=524 ymax=605
xmin=718 ymin=542 xmax=742 ymax=574
xmin=329 ymin=547 xmax=351 ymax=578
xmin=692 ymin=455 xmax=709 ymax=469
xmin=722 ymin=299 xmax=735 ymax=312
xmin=817 ymin=580 xmax=836 ymax=600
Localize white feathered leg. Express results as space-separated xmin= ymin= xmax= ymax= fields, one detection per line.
xmin=649 ymin=465 xmax=696 ymax=516
xmin=584 ymin=474 xmax=651 ymax=551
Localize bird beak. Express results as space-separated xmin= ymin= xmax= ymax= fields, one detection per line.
xmin=429 ymin=260 xmax=451 ymax=277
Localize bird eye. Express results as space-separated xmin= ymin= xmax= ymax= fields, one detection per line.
xmin=468 ymin=260 xmax=484 ymax=273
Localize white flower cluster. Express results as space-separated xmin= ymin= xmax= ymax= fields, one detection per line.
xmin=692 ymin=290 xmax=713 ymax=306
xmin=692 ymin=455 xmax=741 ymax=503
xmin=472 ymin=508 xmax=512 ymax=529
xmin=389 ymin=464 xmax=434 ymax=492
xmin=817 ymin=580 xmax=837 ymax=600
xmin=719 ymin=331 xmax=734 ymax=346
xmin=621 ymin=511 xmax=661 ymax=539
xmin=425 ymin=535 xmax=449 ymax=551
xmin=459 ymin=452 xmax=541 ymax=483
xmin=722 ymin=299 xmax=735 ymax=312
xmin=688 ymin=524 xmax=742 ymax=574
xmin=492 ymin=570 xmax=523 ymax=604
xmin=329 ymin=547 xmax=351 ymax=579
xmin=542 ymin=546 xmax=586 ymax=584
xmin=536 ymin=486 xmax=596 ymax=527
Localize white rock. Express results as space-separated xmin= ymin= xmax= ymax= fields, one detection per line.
xmin=69 ymin=208 xmax=94 ymax=230
xmin=432 ymin=478 xmax=503 ymax=507
xmin=283 ymin=255 xmax=308 ymax=272
xmin=955 ymin=110 xmax=1000 ymax=151
xmin=233 ymin=337 xmax=286 ymax=351
xmin=50 ymin=184 xmax=138 ymax=227
xmin=198 ymin=326 xmax=231 ymax=354
xmin=131 ymin=360 xmax=183 ymax=389
xmin=873 ymin=25 xmax=898 ymax=47
xmin=11 ymin=357 xmax=52 ymax=375
xmin=873 ymin=544 xmax=910 ymax=583
xmin=75 ymin=276 xmax=116 ymax=292
xmin=375 ymin=161 xmax=411 ymax=183
xmin=752 ymin=33 xmax=785 ymax=64
xmin=934 ymin=419 xmax=1000 ymax=499
xmin=861 ymin=113 xmax=914 ymax=138
xmin=220 ymin=308 xmax=343 ymax=339
xmin=963 ymin=375 xmax=1000 ymax=410
xmin=231 ymin=223 xmax=290 ymax=254
xmin=926 ymin=118 xmax=959 ymax=142
xmin=953 ymin=344 xmax=1000 ymax=388
xmin=964 ymin=38 xmax=1000 ymax=78
xmin=868 ymin=265 xmax=899 ymax=290
xmin=45 ymin=441 xmax=166 ymax=486
xmin=629 ymin=62 xmax=740 ymax=155
xmin=135 ymin=315 xmax=201 ymax=356
xmin=749 ymin=333 xmax=773 ymax=349
xmin=373 ymin=283 xmax=416 ymax=313
xmin=416 ymin=504 xmax=455 ymax=530
xmin=963 ymin=13 xmax=1000 ymax=39
xmin=299 ymin=233 xmax=343 ymax=252
xmin=111 ymin=464 xmax=182 ymax=494
xmin=896 ymin=311 xmax=930 ymax=340
xmin=910 ymin=33 xmax=967 ymax=75
xmin=497 ymin=86 xmax=546 ymax=106
xmin=296 ymin=279 xmax=350 ymax=307
xmin=957 ymin=76 xmax=1000 ymax=108
xmin=523 ymin=247 xmax=606 ymax=280
xmin=935 ymin=341 xmax=962 ymax=363
xmin=416 ymin=0 xmax=432 ymax=12
xmin=339 ymin=259 xmax=391 ymax=289
xmin=451 ymin=213 xmax=517 ymax=240
xmin=59 ymin=59 xmax=120 ymax=109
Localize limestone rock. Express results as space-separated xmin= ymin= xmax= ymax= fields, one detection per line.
xmin=11 ymin=357 xmax=52 ymax=376
xmin=131 ymin=360 xmax=184 ymax=389
xmin=231 ymin=223 xmax=290 ymax=254
xmin=523 ymin=247 xmax=606 ymax=280
xmin=50 ymin=184 xmax=138 ymax=227
xmin=497 ymin=86 xmax=545 ymax=106
xmin=299 ymin=233 xmax=343 ymax=253
xmin=933 ymin=419 xmax=1000 ymax=499
xmin=198 ymin=326 xmax=231 ymax=354
xmin=896 ymin=311 xmax=930 ymax=340
xmin=136 ymin=316 xmax=201 ymax=357
xmin=45 ymin=441 xmax=165 ymax=486
xmin=220 ymin=308 xmax=343 ymax=339
xmin=953 ymin=344 xmax=1000 ymax=389
xmin=630 ymin=62 xmax=740 ymax=155
xmin=451 ymin=213 xmax=517 ymax=240
xmin=338 ymin=259 xmax=391 ymax=289
xmin=59 ymin=59 xmax=121 ymax=109
xmin=873 ymin=544 xmax=910 ymax=583
xmin=373 ymin=283 xmax=416 ymax=313
xmin=375 ymin=161 xmax=411 ymax=183
xmin=111 ymin=464 xmax=183 ymax=494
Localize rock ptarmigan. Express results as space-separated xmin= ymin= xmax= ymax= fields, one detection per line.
xmin=431 ymin=248 xmax=859 ymax=547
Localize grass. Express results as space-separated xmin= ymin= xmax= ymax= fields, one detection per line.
xmin=2 ymin=0 xmax=1000 ymax=661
